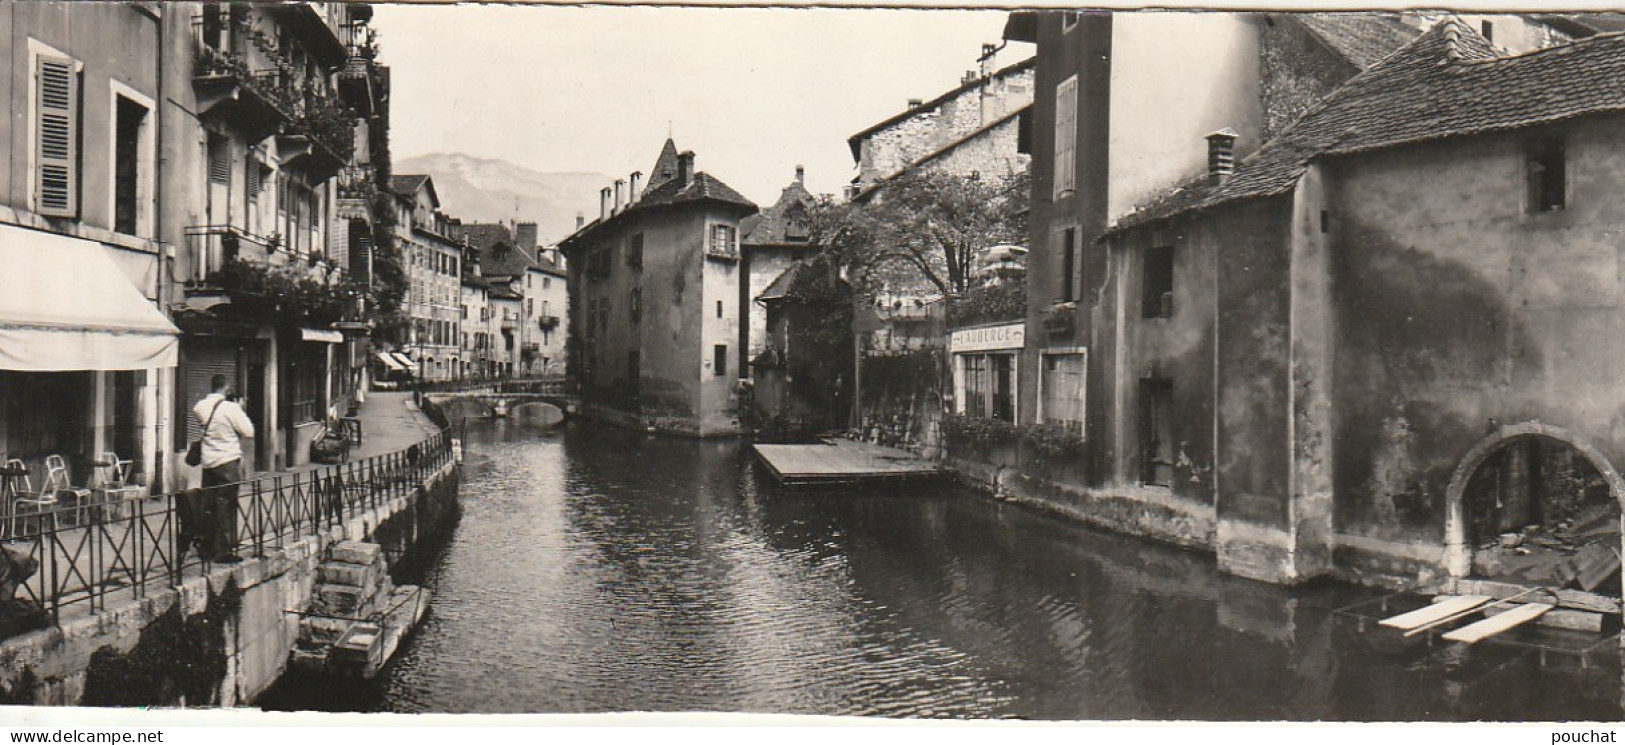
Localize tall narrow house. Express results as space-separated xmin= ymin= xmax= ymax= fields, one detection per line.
xmin=559 ymin=140 xmax=758 ymax=436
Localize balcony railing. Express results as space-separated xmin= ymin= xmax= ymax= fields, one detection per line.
xmin=337 ymin=165 xmax=376 ymax=201
xmin=184 ymin=225 xmax=280 ymax=286
xmin=538 ymin=315 xmax=560 ymax=331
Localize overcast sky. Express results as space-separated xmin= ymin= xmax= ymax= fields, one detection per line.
xmin=373 ymin=4 xmax=1014 ymax=205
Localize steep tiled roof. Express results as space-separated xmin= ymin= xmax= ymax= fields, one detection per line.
xmin=1291 ymin=13 xmax=1420 ymax=69
xmin=756 ymin=261 xmax=806 ymax=304
xmin=389 ymin=174 xmax=432 ymax=201
xmin=635 ymin=172 xmax=756 ymax=212
xmin=847 ymin=57 xmax=1036 ymax=160
xmin=457 ymin=223 xmax=512 ymax=253
xmin=744 ymin=174 xmax=816 ymax=246
xmin=1109 ymin=21 xmax=1625 ymax=235
xmin=480 ymin=241 xmax=538 ymax=278
xmin=643 ymin=138 xmax=682 ymax=192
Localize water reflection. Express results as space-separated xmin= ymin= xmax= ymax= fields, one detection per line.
xmin=263 ymin=421 xmax=1622 ymax=719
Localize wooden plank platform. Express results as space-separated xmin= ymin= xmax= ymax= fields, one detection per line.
xmin=753 ymin=440 xmax=940 ymax=485
xmin=1443 ymin=603 xmax=1551 ymax=644
xmin=1378 ymin=595 xmax=1493 ymax=631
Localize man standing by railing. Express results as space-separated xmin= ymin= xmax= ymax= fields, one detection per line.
xmin=193 ymin=375 xmax=255 ymax=563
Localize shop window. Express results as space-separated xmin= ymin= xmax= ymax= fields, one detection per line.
xmin=1139 ymin=377 xmax=1174 ymax=487
xmin=959 ymin=353 xmax=1017 ymax=423
xmin=1527 ymin=138 xmax=1566 ymax=213
xmin=1041 ymin=352 xmax=1086 ymax=435
xmin=1142 ymin=245 xmax=1174 ymax=319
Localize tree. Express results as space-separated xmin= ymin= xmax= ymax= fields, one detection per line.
xmin=810 ymin=169 xmax=1029 ymax=298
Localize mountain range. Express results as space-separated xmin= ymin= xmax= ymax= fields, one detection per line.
xmin=393 ymin=152 xmax=612 ymax=244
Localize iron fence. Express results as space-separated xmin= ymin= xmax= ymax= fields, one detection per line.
xmin=2 ymin=430 xmax=455 ymax=627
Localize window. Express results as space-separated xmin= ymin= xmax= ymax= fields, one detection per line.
xmin=627 ymin=351 xmax=640 ymax=386
xmin=959 ymin=353 xmax=1017 ymax=423
xmin=1480 ymin=20 xmax=1494 ymax=42
xmin=1527 ymin=138 xmax=1565 ymax=213
xmin=714 ymin=344 xmax=728 ymax=377
xmin=627 ymin=233 xmax=644 ymax=268
xmin=543 ymin=277 xmax=552 ymax=290
xmin=709 ymin=223 xmax=738 ymax=258
xmin=207 ymin=133 xmax=230 ymax=186
xmin=1142 ymin=245 xmax=1174 ymax=319
xmin=1053 ymin=75 xmax=1078 ymax=199
xmin=1041 ymin=352 xmax=1086 ymax=435
xmin=35 ymin=53 xmax=80 ymax=218
xmin=113 ymin=95 xmax=147 ymax=235
xmin=1062 ymin=11 xmax=1081 ymax=30
xmin=630 ymin=287 xmax=642 ymax=323
xmin=1139 ymin=377 xmax=1174 ymax=486
xmin=1017 ymin=108 xmax=1033 ymax=156
xmin=716 ymin=300 xmax=724 ymax=319
xmin=1058 ymin=227 xmax=1079 ymax=302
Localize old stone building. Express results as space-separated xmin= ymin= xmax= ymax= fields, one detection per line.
xmin=741 ymin=166 xmax=817 ymax=373
xmin=559 ymin=140 xmax=757 ymax=436
xmin=390 ymin=174 xmax=462 ymax=381
xmin=1013 ymin=11 xmax=1625 ymax=592
xmin=848 ymin=53 xmax=1033 ymax=198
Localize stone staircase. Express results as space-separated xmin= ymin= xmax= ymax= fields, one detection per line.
xmin=290 ymin=540 xmax=429 ymax=680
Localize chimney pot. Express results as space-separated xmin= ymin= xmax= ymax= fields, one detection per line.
xmin=575 ymin=212 xmax=585 ymax=231
xmin=907 ymin=98 xmax=923 ymax=108
xmin=614 ymin=179 xmax=626 ymax=213
xmin=795 ymin=165 xmax=805 ymax=185
xmin=600 ymin=187 xmax=612 ymax=220
xmin=677 ymin=151 xmax=695 ymax=186
xmin=1206 ymin=128 xmax=1239 ymax=186
xmin=630 ymin=171 xmax=643 ymax=202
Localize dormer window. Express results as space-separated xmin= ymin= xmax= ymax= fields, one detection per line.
xmin=1526 ymin=138 xmax=1566 ymax=213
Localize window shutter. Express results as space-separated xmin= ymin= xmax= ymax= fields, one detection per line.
xmin=1054 ymin=75 xmax=1078 ymax=199
xmin=35 ymin=55 xmax=78 ymax=217
xmin=246 ymin=158 xmax=262 ymax=200
xmin=207 ymin=135 xmax=230 ymax=184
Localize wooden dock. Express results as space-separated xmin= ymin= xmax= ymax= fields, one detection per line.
xmin=753 ymin=439 xmax=941 ymax=485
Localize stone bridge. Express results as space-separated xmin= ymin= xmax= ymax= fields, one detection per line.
xmin=426 ymin=391 xmax=580 ymax=422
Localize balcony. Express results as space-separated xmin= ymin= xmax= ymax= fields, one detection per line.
xmin=192 ymin=45 xmax=295 ymax=143
xmin=337 ymin=23 xmax=379 ymax=115
xmin=500 ymin=316 xmax=518 ymax=331
xmin=265 ymin=4 xmax=347 ymax=69
xmin=184 ymin=225 xmax=280 ymax=289
xmin=538 ymin=315 xmax=560 ymax=331
xmin=279 ymin=95 xmax=356 ymax=182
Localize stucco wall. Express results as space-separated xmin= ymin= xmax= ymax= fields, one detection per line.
xmin=1326 ymin=117 xmax=1625 ymax=554
xmin=1257 ymin=17 xmax=1359 ymax=142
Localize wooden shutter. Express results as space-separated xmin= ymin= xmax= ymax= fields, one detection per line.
xmin=35 ymin=55 xmax=78 ymax=217
xmin=1054 ymin=75 xmax=1078 ymax=199
xmin=207 ymin=135 xmax=230 ymax=184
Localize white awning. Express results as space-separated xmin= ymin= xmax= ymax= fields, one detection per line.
xmin=0 ymin=225 xmax=178 ymax=371
xmin=300 ymin=327 xmax=344 ymax=344
xmin=391 ymin=352 xmax=417 ymax=372
xmin=375 ymin=351 xmax=405 ymax=371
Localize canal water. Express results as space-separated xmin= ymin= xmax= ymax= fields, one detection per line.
xmin=265 ymin=420 xmax=1623 ymax=720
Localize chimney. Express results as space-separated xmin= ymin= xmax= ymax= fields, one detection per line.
xmin=515 ymin=222 xmax=538 ymax=254
xmin=600 ymin=187 xmax=612 ymax=220
xmin=677 ymin=151 xmax=695 ymax=186
xmin=1206 ymin=128 xmax=1239 ymax=186
xmin=907 ymin=98 xmax=923 ymax=108
xmin=629 ymin=171 xmax=643 ymax=201
xmin=795 ymin=165 xmax=805 ymax=185
xmin=613 ymin=179 xmax=626 ymax=213
xmin=575 ymin=211 xmax=585 ymax=231
xmin=980 ymin=43 xmax=998 ymax=77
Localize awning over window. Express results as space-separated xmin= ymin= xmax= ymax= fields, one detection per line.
xmin=0 ymin=225 xmax=178 ymax=371
xmin=391 ymin=353 xmax=417 ymax=373
xmin=375 ymin=351 xmax=405 ymax=371
xmin=300 ymin=327 xmax=344 ymax=344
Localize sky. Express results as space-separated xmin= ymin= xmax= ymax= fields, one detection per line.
xmin=372 ymin=4 xmax=1014 ymax=206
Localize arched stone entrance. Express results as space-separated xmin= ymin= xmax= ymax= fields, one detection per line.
xmin=1443 ymin=421 xmax=1625 ymax=582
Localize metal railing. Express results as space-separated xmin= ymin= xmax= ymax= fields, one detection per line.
xmin=2 ymin=430 xmax=455 ymax=629
xmin=412 ymin=376 xmax=569 ymax=396
xmin=184 ymin=225 xmax=279 ymax=284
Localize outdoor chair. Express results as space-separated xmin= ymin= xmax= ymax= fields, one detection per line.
xmin=44 ymin=455 xmax=93 ymax=526
xmin=93 ymin=451 xmax=143 ymax=520
xmin=6 ymin=459 xmax=56 ymax=536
